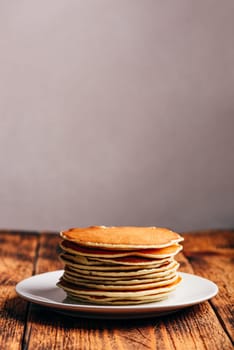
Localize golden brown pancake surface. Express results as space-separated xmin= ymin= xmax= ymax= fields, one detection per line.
xmin=61 ymin=226 xmax=183 ymax=249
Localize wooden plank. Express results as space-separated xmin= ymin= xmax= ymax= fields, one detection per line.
xmin=0 ymin=231 xmax=38 ymax=350
xmin=35 ymin=233 xmax=63 ymax=274
xmin=182 ymin=230 xmax=234 ymax=255
xmin=183 ymin=231 xmax=234 ymax=343
xmin=25 ymin=306 xmax=234 ymax=350
xmin=151 ymin=251 xmax=233 ymax=350
xmin=24 ymin=232 xmax=233 ymax=350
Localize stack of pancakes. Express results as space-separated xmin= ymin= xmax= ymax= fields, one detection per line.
xmin=57 ymin=226 xmax=184 ymax=305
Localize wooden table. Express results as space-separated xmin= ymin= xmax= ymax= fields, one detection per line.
xmin=0 ymin=229 xmax=233 ymax=350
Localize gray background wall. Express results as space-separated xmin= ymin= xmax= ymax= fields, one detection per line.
xmin=0 ymin=0 xmax=233 ymax=232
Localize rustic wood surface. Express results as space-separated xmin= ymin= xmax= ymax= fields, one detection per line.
xmin=0 ymin=229 xmax=233 ymax=350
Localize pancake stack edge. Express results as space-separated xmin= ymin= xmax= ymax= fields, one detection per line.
xmin=57 ymin=226 xmax=184 ymax=305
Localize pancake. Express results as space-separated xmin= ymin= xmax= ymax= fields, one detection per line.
xmin=59 ymin=254 xmax=172 ymax=271
xmin=66 ymin=260 xmax=179 ymax=278
xmin=57 ymin=226 xmax=183 ymax=305
xmin=61 ymin=226 xmax=184 ymax=249
xmin=65 ymin=292 xmax=170 ymax=305
xmin=60 ymin=252 xmax=176 ymax=266
xmin=60 ymin=240 xmax=182 ymax=258
xmin=57 ymin=275 xmax=182 ymax=299
xmin=62 ymin=270 xmax=178 ymax=289
xmin=64 ymin=262 xmax=179 ymax=281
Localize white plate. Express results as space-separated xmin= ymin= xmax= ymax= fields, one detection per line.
xmin=15 ymin=271 xmax=218 ymax=319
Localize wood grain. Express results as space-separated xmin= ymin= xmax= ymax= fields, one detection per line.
xmin=0 ymin=231 xmax=38 ymax=350
xmin=23 ymin=232 xmax=233 ymax=350
xmin=0 ymin=230 xmax=233 ymax=350
xmin=183 ymin=231 xmax=234 ymax=343
xmin=35 ymin=233 xmax=63 ymax=274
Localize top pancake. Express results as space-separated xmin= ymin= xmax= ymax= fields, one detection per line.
xmin=61 ymin=226 xmax=183 ymax=249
